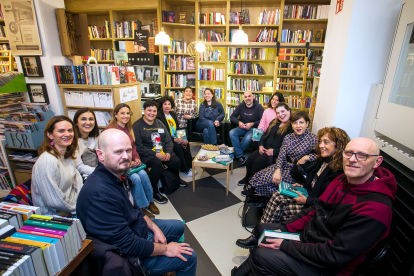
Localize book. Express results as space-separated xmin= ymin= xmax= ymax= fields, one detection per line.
xmin=252 ymin=128 xmax=263 ymax=141
xmin=167 ymin=11 xmax=175 ymax=23
xmin=134 ymin=30 xmax=149 ymax=53
xmin=176 ymin=129 xmax=187 ymax=141
xmin=127 ymin=164 xmax=147 ymax=175
xmin=258 ymin=230 xmax=300 ymax=245
xmin=0 ymin=226 xmax=15 ymax=240
xmin=279 ymin=181 xmax=309 ymax=198
xmin=177 ymin=12 xmax=186 ymax=24
xmin=314 ymin=56 xmax=322 ymax=77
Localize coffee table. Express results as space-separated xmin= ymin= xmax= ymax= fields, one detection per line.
xmin=192 ymin=148 xmax=233 ymax=195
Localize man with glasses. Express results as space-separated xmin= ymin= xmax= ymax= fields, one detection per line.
xmin=77 ymin=129 xmax=197 ymax=276
xmin=231 ymin=137 xmax=396 ymax=276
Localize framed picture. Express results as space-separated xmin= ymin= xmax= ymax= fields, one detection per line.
xmin=20 ymin=56 xmax=43 ymax=77
xmin=27 ymin=83 xmax=49 ymax=104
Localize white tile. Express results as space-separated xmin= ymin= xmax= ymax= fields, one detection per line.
xmin=186 ymin=203 xmax=250 ymax=276
xmin=212 ymin=168 xmax=246 ymax=201
xmin=152 ymin=196 xmax=183 ymax=221
xmin=179 ymin=168 xmax=211 ymax=182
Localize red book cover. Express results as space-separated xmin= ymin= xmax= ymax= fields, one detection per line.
xmin=255 ymin=29 xmax=262 ymax=42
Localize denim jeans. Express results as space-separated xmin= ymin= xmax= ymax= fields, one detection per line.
xmin=129 ymin=170 xmax=153 ymax=208
xmin=229 ymin=127 xmax=253 ymax=158
xmin=196 ymin=119 xmax=217 ymax=145
xmin=143 ymin=219 xmax=197 ymax=276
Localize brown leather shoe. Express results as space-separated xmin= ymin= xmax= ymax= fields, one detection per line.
xmin=149 ymin=202 xmax=160 ymax=214
xmin=142 ymin=208 xmax=155 ymax=218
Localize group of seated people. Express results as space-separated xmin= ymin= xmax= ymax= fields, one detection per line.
xmin=28 ymin=85 xmax=396 ymax=276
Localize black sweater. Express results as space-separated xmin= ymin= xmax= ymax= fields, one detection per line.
xmin=258 ymin=120 xmax=293 ymax=149
xmin=132 ymin=118 xmax=174 ymax=164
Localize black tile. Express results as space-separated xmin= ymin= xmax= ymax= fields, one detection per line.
xmin=183 ymin=225 xmax=221 ymax=276
xmin=168 ymin=177 xmax=241 ymax=222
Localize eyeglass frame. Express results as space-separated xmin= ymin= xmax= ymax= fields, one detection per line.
xmin=342 ymin=150 xmax=379 ymax=161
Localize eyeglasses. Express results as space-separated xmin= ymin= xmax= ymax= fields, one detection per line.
xmin=342 ymin=150 xmax=379 ymax=161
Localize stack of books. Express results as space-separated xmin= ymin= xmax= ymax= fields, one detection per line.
xmin=0 ymin=202 xmax=87 ymax=276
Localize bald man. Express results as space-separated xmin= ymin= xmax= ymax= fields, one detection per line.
xmin=77 ymin=129 xmax=197 ymax=276
xmin=233 ymin=137 xmax=396 ymax=276
xmin=229 ymin=91 xmax=264 ymax=166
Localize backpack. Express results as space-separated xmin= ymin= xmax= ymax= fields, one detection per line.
xmin=159 ymin=166 xmax=180 ymax=194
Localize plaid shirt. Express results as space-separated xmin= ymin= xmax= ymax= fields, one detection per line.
xmin=175 ymin=99 xmax=197 ymax=128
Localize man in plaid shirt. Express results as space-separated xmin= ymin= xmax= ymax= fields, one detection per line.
xmin=175 ymin=87 xmax=198 ymax=128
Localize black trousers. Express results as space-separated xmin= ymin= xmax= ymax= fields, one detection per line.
xmin=146 ymin=155 xmax=181 ymax=193
xmin=251 ymin=141 xmax=259 ymax=152
xmin=173 ymin=142 xmax=193 ymax=173
xmin=249 ymin=223 xmax=334 ymax=276
xmin=245 ymin=149 xmax=279 ymax=180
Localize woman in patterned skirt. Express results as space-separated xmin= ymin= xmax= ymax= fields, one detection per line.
xmin=246 ymin=111 xmax=318 ymax=197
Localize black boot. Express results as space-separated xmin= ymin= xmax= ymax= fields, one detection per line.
xmin=231 ymin=257 xmax=253 ymax=276
xmin=236 ymin=234 xmax=257 ymax=250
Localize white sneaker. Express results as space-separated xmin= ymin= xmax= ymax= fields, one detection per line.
xmin=180 ymin=170 xmax=192 ymax=177
xmin=192 ymin=169 xmax=198 ymax=175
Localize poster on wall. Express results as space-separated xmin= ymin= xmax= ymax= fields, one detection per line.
xmin=120 ymin=86 xmax=138 ymax=104
xmin=2 ymin=0 xmax=43 ymax=55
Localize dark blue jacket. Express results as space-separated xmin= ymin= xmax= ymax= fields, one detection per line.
xmin=198 ymin=101 xmax=225 ymax=122
xmin=77 ymin=162 xmax=154 ymax=258
xmin=230 ymin=99 xmax=264 ymax=127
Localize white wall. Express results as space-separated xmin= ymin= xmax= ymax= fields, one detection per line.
xmin=16 ymin=0 xmax=71 ymax=116
xmin=313 ymin=0 xmax=402 ymax=139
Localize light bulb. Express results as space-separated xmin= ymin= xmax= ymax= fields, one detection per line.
xmin=195 ymin=42 xmax=206 ymax=53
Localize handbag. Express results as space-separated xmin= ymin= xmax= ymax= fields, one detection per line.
xmin=159 ymin=166 xmax=180 ymax=194
xmin=241 ymin=195 xmax=268 ymax=228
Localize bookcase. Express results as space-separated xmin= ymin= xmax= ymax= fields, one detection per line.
xmin=0 ymin=10 xmax=16 ymax=74
xmin=58 ymin=82 xmax=142 ymax=128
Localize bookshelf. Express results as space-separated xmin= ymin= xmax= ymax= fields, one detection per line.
xmin=0 ymin=7 xmax=15 ymax=74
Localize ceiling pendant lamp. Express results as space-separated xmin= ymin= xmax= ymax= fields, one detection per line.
xmin=155 ymin=27 xmax=171 ymax=46
xmin=232 ymin=0 xmax=249 ymax=45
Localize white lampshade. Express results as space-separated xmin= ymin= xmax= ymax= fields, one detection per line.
xmin=155 ymin=28 xmax=171 ymax=46
xmin=195 ymin=42 xmax=206 ymax=53
xmin=232 ymin=28 xmax=249 ymax=45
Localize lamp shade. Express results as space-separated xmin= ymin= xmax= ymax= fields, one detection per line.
xmin=155 ymin=28 xmax=171 ymax=46
xmin=232 ymin=28 xmax=249 ymax=45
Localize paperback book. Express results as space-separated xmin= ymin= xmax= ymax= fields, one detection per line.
xmin=258 ymin=230 xmax=300 ymax=245
xmin=279 ymin=181 xmax=308 ymax=198
xmin=252 ymin=128 xmax=263 ymax=141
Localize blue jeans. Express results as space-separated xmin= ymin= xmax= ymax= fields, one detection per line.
xmin=129 ymin=170 xmax=153 ymax=208
xmin=196 ymin=120 xmax=217 ymax=145
xmin=229 ymin=127 xmax=253 ymax=158
xmin=143 ymin=219 xmax=197 ymax=276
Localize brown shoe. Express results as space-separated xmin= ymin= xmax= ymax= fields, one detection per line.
xmin=142 ymin=208 xmax=155 ymax=218
xmin=149 ymin=202 xmax=160 ymax=214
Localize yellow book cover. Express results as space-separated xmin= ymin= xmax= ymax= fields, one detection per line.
xmin=3 ymin=237 xmax=51 ymax=250
xmin=31 ymin=214 xmax=53 ymax=220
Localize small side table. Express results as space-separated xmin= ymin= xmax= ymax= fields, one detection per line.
xmin=192 ymin=149 xmax=233 ymax=195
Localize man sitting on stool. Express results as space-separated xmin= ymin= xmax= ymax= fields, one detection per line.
xmin=233 ymin=137 xmax=396 ymax=276
xmin=77 ymin=129 xmax=197 ymax=276
xmin=229 ymin=91 xmax=264 ymax=167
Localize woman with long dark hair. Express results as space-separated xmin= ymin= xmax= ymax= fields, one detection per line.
xmin=196 ymin=88 xmax=225 ymax=145
xmin=32 ymin=116 xmax=83 ymax=216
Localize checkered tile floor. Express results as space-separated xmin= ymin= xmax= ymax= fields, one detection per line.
xmin=154 ymin=142 xmax=252 ymax=276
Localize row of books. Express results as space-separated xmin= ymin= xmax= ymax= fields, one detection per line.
xmin=279 ymin=49 xmax=305 ymax=61
xmin=279 ymin=63 xmax=304 ymax=77
xmin=227 ymin=92 xmax=243 ymax=105
xmin=199 ymin=13 xmax=226 ymax=25
xmin=229 ymin=9 xmax=250 ymax=25
xmin=281 ymin=29 xmax=325 ymax=43
xmin=257 ymin=9 xmax=281 ymax=25
xmin=199 ymin=50 xmax=222 ymax=62
xmin=253 ymin=94 xmax=272 ymax=107
xmin=0 ymin=26 xmax=7 ymax=38
xmin=163 ymin=56 xmax=195 ymax=71
xmin=161 ymin=11 xmax=195 ymax=25
xmin=227 ymin=78 xmax=263 ymax=92
xmin=0 ymin=62 xmax=9 ymax=73
xmin=0 ymin=202 xmax=86 ymax=276
xmin=0 ymin=170 xmax=12 ymax=190
xmin=165 ymin=74 xmax=195 ymax=88
xmin=283 ymin=5 xmax=330 ymax=20
xmin=169 ymin=91 xmax=184 ymax=101
xmin=254 ymin=28 xmax=278 ymax=43
xmin=63 ymin=91 xmax=113 ymax=108
xmin=284 ymin=95 xmax=312 ymax=108
xmin=228 ymin=48 xmax=268 ymax=60
xmin=225 ymin=106 xmax=236 ymax=121
xmin=198 ymin=67 xmax=225 ymax=81
xmin=164 ymin=39 xmax=187 ymax=54
xmin=113 ymin=20 xmax=156 ymax=38
xmin=199 ymin=87 xmax=224 ymax=100
xmin=68 ymin=110 xmax=111 ymax=127
xmin=89 ymin=48 xmax=114 ymax=61
xmin=88 ymin=23 xmax=111 ymax=39
xmin=307 ymin=64 xmax=315 ymax=77
xmin=54 ymin=65 xmax=137 ymax=85
xmin=199 ymin=30 xmax=225 ymax=42
xmin=228 ymin=62 xmax=266 ymax=75
xmin=276 ymin=78 xmax=302 ymax=91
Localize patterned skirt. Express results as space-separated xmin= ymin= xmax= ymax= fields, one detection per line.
xmin=249 ymin=163 xmax=296 ymax=197
xmin=260 ymin=191 xmax=303 ymax=223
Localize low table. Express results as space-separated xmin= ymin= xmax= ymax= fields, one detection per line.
xmin=192 ymin=148 xmax=233 ymax=195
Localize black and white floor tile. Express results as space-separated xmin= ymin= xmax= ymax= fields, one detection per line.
xmin=155 ymin=142 xmax=253 ymax=276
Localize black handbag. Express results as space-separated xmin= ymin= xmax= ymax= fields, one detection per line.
xmin=159 ymin=165 xmax=180 ymax=194
xmin=241 ymin=195 xmax=268 ymax=228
